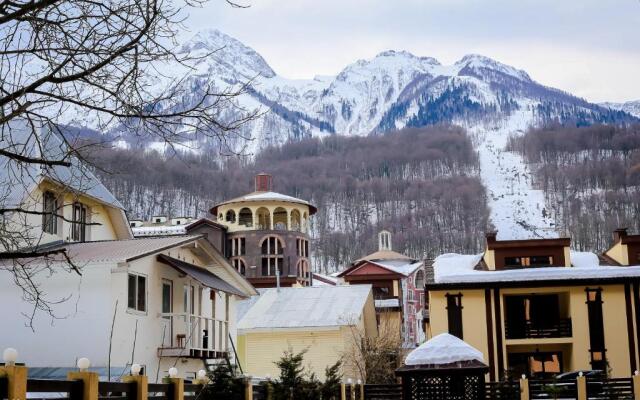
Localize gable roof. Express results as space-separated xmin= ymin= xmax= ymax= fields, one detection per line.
xmin=338 ymin=259 xmax=422 ymax=278
xmin=0 ymin=119 xmax=124 ymax=210
xmin=237 ymin=285 xmax=372 ymax=332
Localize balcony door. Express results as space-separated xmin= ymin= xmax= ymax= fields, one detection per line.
xmin=161 ymin=280 xmax=173 ymax=347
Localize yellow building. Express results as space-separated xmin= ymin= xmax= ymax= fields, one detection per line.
xmin=426 ymin=231 xmax=640 ymax=380
xmin=236 ymin=285 xmax=378 ymax=380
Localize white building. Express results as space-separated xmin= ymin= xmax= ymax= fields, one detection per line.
xmin=0 ymin=121 xmax=256 ymax=380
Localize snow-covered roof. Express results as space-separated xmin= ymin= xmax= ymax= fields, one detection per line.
xmin=0 ymin=119 xmax=125 ymax=210
xmin=405 ymin=333 xmax=484 ymax=366
xmin=375 ymin=260 xmax=423 ymax=277
xmin=132 ymin=225 xmax=187 ymax=237
xmin=211 ymin=190 xmax=317 ymax=215
xmin=355 ymin=249 xmax=412 ymax=263
xmin=312 ymin=272 xmax=338 ymax=286
xmin=237 ymin=285 xmax=372 ymax=332
xmin=375 ymin=298 xmax=400 ymax=308
xmin=431 ymin=251 xmax=640 ymax=286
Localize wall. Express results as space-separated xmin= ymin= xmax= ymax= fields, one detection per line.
xmin=428 ymin=284 xmax=634 ymax=379
xmin=239 ymin=329 xmax=345 ymax=380
xmin=0 ymin=262 xmax=113 ymax=368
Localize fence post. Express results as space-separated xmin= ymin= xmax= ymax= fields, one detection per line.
xmin=168 ymin=377 xmax=184 ymax=400
xmin=519 ymin=375 xmax=529 ymax=400
xmin=244 ymin=376 xmax=253 ymax=400
xmin=576 ymin=374 xmax=587 ymax=400
xmin=359 ymin=381 xmax=364 ymax=400
xmin=123 ymin=374 xmax=148 ymax=400
xmin=0 ymin=364 xmax=27 ymax=400
xmin=633 ymin=371 xmax=640 ymax=400
xmin=67 ymin=371 xmax=99 ymax=400
xmin=340 ymin=383 xmax=346 ymax=400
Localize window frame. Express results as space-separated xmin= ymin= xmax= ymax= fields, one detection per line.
xmin=71 ymin=202 xmax=88 ymax=242
xmin=42 ymin=191 xmax=58 ymax=235
xmin=127 ymin=272 xmax=148 ymax=314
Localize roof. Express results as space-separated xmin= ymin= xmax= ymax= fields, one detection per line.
xmin=375 ymin=298 xmax=400 ymax=308
xmin=404 ymin=333 xmax=485 ymax=366
xmin=237 ymin=285 xmax=372 ymax=332
xmin=157 ymin=254 xmax=245 ymax=297
xmin=132 ymin=225 xmax=186 ymax=237
xmin=426 ymin=251 xmax=640 ymax=289
xmin=355 ymin=249 xmax=413 ymax=263
xmin=210 ymin=190 xmax=317 ymax=215
xmin=338 ymin=258 xmax=421 ymax=278
xmin=0 ymin=119 xmax=124 ymax=210
xmin=40 ymin=236 xmax=201 ymax=263
xmin=312 ymin=272 xmax=338 ymax=286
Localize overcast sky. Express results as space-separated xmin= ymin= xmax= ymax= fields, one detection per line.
xmin=184 ymin=0 xmax=640 ymax=103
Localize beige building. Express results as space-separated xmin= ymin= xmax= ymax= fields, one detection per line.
xmin=236 ymin=285 xmax=378 ymax=380
xmin=426 ymin=231 xmax=640 ymax=380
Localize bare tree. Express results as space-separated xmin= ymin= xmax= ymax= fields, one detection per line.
xmin=341 ymin=313 xmax=404 ymax=384
xmin=0 ymin=0 xmax=259 ymax=326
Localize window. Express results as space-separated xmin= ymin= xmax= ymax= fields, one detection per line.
xmin=297 ymin=259 xmax=310 ymax=280
xmin=586 ymin=288 xmax=606 ymax=370
xmin=261 ymin=237 xmax=284 ymax=276
xmin=505 ymin=255 xmax=553 ymax=267
xmin=233 ymin=258 xmax=246 ymax=275
xmin=162 ymin=280 xmax=173 ymax=315
xmin=225 ymin=210 xmax=236 ymax=223
xmin=238 ymin=208 xmax=253 ymax=227
xmin=446 ymin=293 xmax=463 ymax=339
xmin=128 ymin=273 xmax=147 ymax=312
xmin=297 ymin=239 xmax=309 ymax=257
xmin=408 ymin=289 xmax=414 ymax=302
xmin=414 ymin=270 xmax=425 ymax=289
xmin=155 ymin=218 xmax=161 ymax=223
xmin=72 ymin=202 xmax=87 ymax=242
xmin=42 ymin=191 xmax=58 ymax=234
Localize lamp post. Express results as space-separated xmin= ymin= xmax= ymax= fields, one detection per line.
xmin=2 ymin=348 xmax=17 ymax=366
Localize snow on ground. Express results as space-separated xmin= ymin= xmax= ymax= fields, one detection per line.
xmin=470 ymin=107 xmax=557 ymax=240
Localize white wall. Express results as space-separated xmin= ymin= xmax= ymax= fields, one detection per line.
xmin=0 ymin=262 xmax=113 ymax=367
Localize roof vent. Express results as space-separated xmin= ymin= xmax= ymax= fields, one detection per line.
xmin=255 ymin=173 xmax=272 ymax=192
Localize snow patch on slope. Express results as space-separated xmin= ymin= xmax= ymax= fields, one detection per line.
xmin=470 ymin=104 xmax=557 ymax=240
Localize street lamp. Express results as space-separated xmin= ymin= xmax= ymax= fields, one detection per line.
xmin=2 ymin=348 xmax=17 ymax=366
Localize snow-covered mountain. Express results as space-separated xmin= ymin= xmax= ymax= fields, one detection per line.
xmin=58 ymin=29 xmax=637 ymax=155
xmin=601 ymin=100 xmax=640 ymax=118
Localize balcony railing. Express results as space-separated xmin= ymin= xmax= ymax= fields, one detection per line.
xmin=157 ymin=313 xmax=228 ymax=358
xmin=505 ymin=318 xmax=572 ymax=339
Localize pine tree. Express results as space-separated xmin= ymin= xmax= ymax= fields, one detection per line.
xmin=201 ymin=360 xmax=245 ymax=400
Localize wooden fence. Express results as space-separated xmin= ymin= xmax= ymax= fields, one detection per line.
xmin=0 ymin=365 xmax=207 ymax=400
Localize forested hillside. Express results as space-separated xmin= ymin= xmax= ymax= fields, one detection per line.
xmin=87 ymin=125 xmax=490 ymax=272
xmin=507 ymin=124 xmax=640 ymax=251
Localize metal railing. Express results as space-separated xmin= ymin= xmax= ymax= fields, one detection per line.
xmin=505 ymin=318 xmax=572 ymax=339
xmin=158 ymin=313 xmax=229 ymax=356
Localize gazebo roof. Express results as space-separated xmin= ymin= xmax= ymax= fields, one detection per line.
xmin=404 ymin=333 xmax=485 ymax=367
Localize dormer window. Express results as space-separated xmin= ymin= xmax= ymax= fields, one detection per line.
xmin=504 ymin=255 xmax=553 ymax=268
xmin=72 ymin=202 xmax=87 ymax=242
xmin=42 ymin=191 xmax=58 ymax=234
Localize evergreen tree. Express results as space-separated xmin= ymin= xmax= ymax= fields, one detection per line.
xmin=201 ymin=360 xmax=245 ymax=400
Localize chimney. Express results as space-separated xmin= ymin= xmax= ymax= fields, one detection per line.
xmin=613 ymin=228 xmax=628 ymax=243
xmin=255 ymin=173 xmax=272 ymax=192
xmin=485 ymin=231 xmax=498 ymax=247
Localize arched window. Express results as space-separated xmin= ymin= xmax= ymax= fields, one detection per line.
xmin=291 ymin=210 xmax=301 ymax=231
xmin=302 ymin=212 xmax=308 ymax=232
xmin=415 ymin=270 xmax=425 ymax=289
xmin=238 ymin=208 xmax=253 ymax=227
xmin=256 ymin=207 xmax=270 ymax=230
xmin=273 ymin=207 xmax=288 ymax=230
xmin=261 ymin=236 xmax=284 ymax=276
xmin=232 ymin=258 xmax=246 ymax=275
xmin=225 ymin=209 xmax=236 ymax=223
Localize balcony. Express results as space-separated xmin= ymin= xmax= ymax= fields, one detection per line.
xmin=157 ymin=313 xmax=229 ymax=359
xmin=505 ymin=318 xmax=572 ymax=340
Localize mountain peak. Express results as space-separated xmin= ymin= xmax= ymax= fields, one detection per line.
xmin=180 ymin=28 xmax=276 ymax=79
xmin=456 ymin=54 xmax=531 ymax=82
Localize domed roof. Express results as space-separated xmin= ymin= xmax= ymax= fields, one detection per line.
xmin=405 ymin=333 xmax=484 ymax=366
xmin=210 ymin=191 xmax=317 ymax=215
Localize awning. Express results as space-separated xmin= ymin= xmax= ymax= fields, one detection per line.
xmin=157 ymin=254 xmax=245 ymax=297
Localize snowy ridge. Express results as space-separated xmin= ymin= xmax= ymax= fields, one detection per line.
xmin=601 ymin=100 xmax=640 ymax=118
